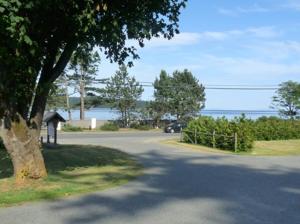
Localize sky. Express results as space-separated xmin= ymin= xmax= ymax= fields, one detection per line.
xmin=95 ymin=0 xmax=300 ymax=110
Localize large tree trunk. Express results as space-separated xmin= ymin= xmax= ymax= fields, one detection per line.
xmin=1 ymin=117 xmax=47 ymax=183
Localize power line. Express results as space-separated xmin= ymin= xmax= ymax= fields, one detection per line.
xmin=88 ymin=80 xmax=279 ymax=91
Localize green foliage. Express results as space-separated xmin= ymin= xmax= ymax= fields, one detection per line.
xmin=253 ymin=116 xmax=300 ymax=140
xmin=102 ymin=65 xmax=144 ymax=127
xmin=0 ymin=0 xmax=186 ymax=124
xmin=272 ymin=81 xmax=300 ymax=119
xmin=152 ymin=69 xmax=205 ymax=122
xmin=184 ymin=116 xmax=254 ymax=152
xmin=100 ymin=122 xmax=119 ymax=131
xmin=62 ymin=124 xmax=83 ymax=132
xmin=184 ymin=115 xmax=300 ymax=152
xmin=130 ymin=123 xmax=151 ymax=131
xmin=0 ymin=137 xmax=4 ymax=150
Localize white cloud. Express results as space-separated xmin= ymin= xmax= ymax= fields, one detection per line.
xmin=196 ymin=27 xmax=278 ymax=42
xmin=244 ymin=40 xmax=300 ymax=60
xmin=282 ymin=1 xmax=300 ymax=11
xmin=218 ymin=4 xmax=270 ymax=16
xmin=138 ymin=32 xmax=201 ymax=48
xmin=131 ymin=27 xmax=278 ymax=50
xmin=190 ymin=55 xmax=300 ymax=80
xmin=219 ymin=1 xmax=300 ymax=15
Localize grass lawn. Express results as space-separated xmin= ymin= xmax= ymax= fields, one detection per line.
xmin=162 ymin=139 xmax=300 ymax=156
xmin=0 ymin=144 xmax=142 ymax=207
xmin=251 ymin=140 xmax=300 ymax=156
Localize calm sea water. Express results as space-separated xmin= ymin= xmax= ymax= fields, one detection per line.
xmin=58 ymin=108 xmax=279 ymax=120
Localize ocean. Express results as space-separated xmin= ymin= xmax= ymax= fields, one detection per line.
xmin=57 ymin=108 xmax=279 ymax=120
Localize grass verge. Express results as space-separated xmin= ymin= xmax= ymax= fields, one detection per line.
xmin=0 ymin=144 xmax=142 ymax=207
xmin=162 ymin=139 xmax=300 ymax=156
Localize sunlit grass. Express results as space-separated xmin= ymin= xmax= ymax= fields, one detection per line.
xmin=0 ymin=144 xmax=142 ymax=207
xmin=162 ymin=139 xmax=300 ymax=156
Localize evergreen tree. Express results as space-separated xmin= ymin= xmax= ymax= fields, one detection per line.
xmin=103 ymin=65 xmax=144 ymax=127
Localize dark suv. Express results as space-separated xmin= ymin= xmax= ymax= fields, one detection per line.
xmin=164 ymin=122 xmax=186 ymax=133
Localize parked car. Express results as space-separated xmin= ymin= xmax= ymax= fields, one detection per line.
xmin=164 ymin=122 xmax=186 ymax=133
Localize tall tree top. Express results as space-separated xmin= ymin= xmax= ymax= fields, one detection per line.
xmin=0 ymin=0 xmax=187 ymax=119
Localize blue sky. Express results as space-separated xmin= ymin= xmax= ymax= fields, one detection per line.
xmin=96 ymin=0 xmax=300 ymax=110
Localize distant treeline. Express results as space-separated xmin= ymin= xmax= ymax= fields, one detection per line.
xmin=68 ymin=97 xmax=148 ymax=109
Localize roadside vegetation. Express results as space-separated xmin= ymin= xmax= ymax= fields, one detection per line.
xmin=0 ymin=144 xmax=141 ymax=207
xmin=61 ymin=124 xmax=83 ymax=132
xmin=165 ymin=138 xmax=300 ymax=156
xmin=183 ymin=116 xmax=300 ymax=153
xmin=100 ymin=122 xmax=120 ymax=131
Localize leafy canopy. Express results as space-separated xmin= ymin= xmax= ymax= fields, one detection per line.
xmin=272 ymin=81 xmax=300 ymax=119
xmin=0 ymin=0 xmax=187 ymax=120
xmin=152 ymin=69 xmax=206 ymax=120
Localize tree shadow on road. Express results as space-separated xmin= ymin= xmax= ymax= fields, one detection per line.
xmin=50 ymin=149 xmax=300 ymax=224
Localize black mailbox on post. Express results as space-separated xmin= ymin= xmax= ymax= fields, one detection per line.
xmin=43 ymin=112 xmax=66 ymax=144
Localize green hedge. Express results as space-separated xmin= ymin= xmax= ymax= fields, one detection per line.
xmin=100 ymin=122 xmax=119 ymax=131
xmin=253 ymin=116 xmax=300 ymax=140
xmin=184 ymin=116 xmax=300 ymax=152
xmin=184 ymin=116 xmax=254 ymax=152
xmin=62 ymin=124 xmax=83 ymax=132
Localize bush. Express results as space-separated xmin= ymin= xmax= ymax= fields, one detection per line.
xmin=184 ymin=116 xmax=254 ymax=152
xmin=0 ymin=137 xmax=5 ymax=151
xmin=62 ymin=124 xmax=83 ymax=132
xmin=100 ymin=122 xmax=119 ymax=131
xmin=135 ymin=124 xmax=151 ymax=131
xmin=253 ymin=117 xmax=300 ymax=140
xmin=184 ymin=115 xmax=300 ymax=152
xmin=130 ymin=122 xmax=151 ymax=131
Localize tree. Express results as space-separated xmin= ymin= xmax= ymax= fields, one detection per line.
xmin=152 ymin=69 xmax=205 ymax=121
xmin=170 ymin=69 xmax=205 ymax=120
xmin=0 ymin=0 xmax=187 ymax=182
xmin=150 ymin=70 xmax=173 ymax=126
xmin=68 ymin=47 xmax=100 ymax=120
xmin=103 ymin=65 xmax=144 ymax=127
xmin=272 ymin=81 xmax=300 ymax=119
xmin=46 ymin=73 xmax=73 ymax=121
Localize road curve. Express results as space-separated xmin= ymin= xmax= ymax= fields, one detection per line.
xmin=1 ymin=131 xmax=300 ymax=224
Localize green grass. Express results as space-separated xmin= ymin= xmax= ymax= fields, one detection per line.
xmin=0 ymin=144 xmax=142 ymax=207
xmin=251 ymin=139 xmax=300 ymax=156
xmin=162 ymin=139 xmax=300 ymax=156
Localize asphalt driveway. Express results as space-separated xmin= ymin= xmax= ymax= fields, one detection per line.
xmin=0 ymin=131 xmax=300 ymax=224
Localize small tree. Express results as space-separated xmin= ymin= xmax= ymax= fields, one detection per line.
xmin=272 ymin=81 xmax=300 ymax=119
xmin=104 ymin=65 xmax=144 ymax=127
xmin=46 ymin=73 xmax=73 ymax=121
xmin=152 ymin=69 xmax=205 ymax=121
xmin=68 ymin=47 xmax=100 ymax=120
xmin=171 ymin=69 xmax=205 ymax=120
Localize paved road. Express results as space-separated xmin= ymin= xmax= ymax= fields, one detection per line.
xmin=1 ymin=131 xmax=300 ymax=224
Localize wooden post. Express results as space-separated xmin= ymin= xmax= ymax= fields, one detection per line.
xmin=180 ymin=130 xmax=183 ymax=142
xmin=194 ymin=129 xmax=197 ymax=144
xmin=234 ymin=132 xmax=238 ymax=152
xmin=212 ymin=130 xmax=216 ymax=148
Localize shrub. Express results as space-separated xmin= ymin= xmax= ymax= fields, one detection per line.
xmin=62 ymin=124 xmax=83 ymax=132
xmin=0 ymin=137 xmax=5 ymax=151
xmin=135 ymin=124 xmax=151 ymax=131
xmin=100 ymin=122 xmax=119 ymax=131
xmin=253 ymin=117 xmax=300 ymax=140
xmin=130 ymin=122 xmax=151 ymax=131
xmin=184 ymin=115 xmax=254 ymax=152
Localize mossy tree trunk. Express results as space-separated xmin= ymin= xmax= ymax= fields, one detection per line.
xmin=1 ymin=116 xmax=47 ymax=183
